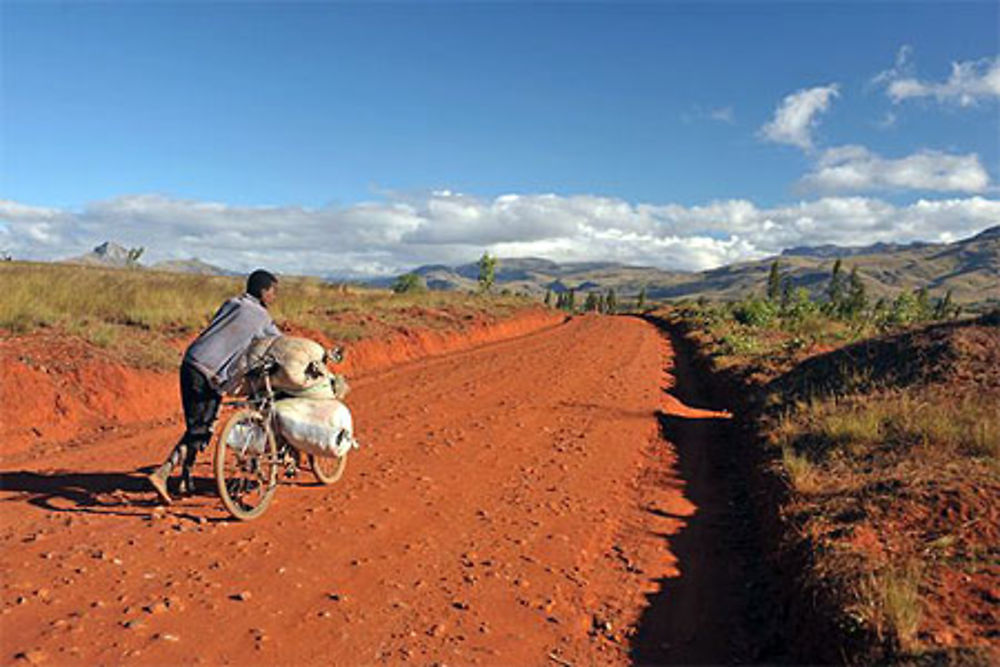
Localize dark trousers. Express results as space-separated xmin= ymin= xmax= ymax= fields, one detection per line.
xmin=166 ymin=362 xmax=222 ymax=471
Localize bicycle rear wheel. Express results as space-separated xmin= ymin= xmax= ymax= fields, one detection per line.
xmin=309 ymin=452 xmax=347 ymax=485
xmin=214 ymin=409 xmax=279 ymax=520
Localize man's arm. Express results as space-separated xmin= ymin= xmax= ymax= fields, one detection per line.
xmin=263 ymin=319 xmax=281 ymax=338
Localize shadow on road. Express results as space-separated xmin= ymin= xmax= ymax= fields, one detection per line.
xmin=0 ymin=469 xmax=218 ymax=519
xmin=629 ymin=321 xmax=758 ymax=666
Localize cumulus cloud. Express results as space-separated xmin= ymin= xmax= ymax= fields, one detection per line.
xmin=801 ymin=146 xmax=991 ymax=193
xmin=875 ymin=48 xmax=1000 ymax=107
xmin=3 ymin=192 xmax=998 ymax=277
xmin=759 ymin=84 xmax=840 ymax=150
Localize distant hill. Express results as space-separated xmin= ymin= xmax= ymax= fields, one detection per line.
xmin=63 ymin=242 xmax=231 ymax=275
xmin=65 ymin=241 xmax=137 ymax=268
xmin=376 ymin=226 xmax=1000 ymax=307
xmin=376 ymin=257 xmax=690 ymax=297
xmin=781 ymin=239 xmax=931 ymax=259
xmin=150 ymin=258 xmax=231 ymax=275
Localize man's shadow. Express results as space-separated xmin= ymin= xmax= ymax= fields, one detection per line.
xmin=0 ymin=467 xmax=218 ymax=518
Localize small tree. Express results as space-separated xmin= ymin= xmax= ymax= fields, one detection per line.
xmin=544 ymin=289 xmax=553 ymax=307
xmin=933 ymin=289 xmax=955 ymax=320
xmin=605 ymin=288 xmax=617 ymax=314
xmin=825 ymin=258 xmax=846 ymax=315
xmin=567 ymin=288 xmax=576 ymax=313
xmin=391 ymin=272 xmax=427 ymax=294
xmin=780 ymin=277 xmax=793 ymax=315
xmin=127 ymin=246 xmax=145 ymax=268
xmin=637 ymin=286 xmax=647 ymax=311
xmin=872 ymin=297 xmax=890 ymax=328
xmin=914 ymin=287 xmax=933 ymax=322
xmin=583 ymin=292 xmax=598 ymax=311
xmin=785 ymin=287 xmax=818 ymax=325
xmin=477 ymin=252 xmax=498 ymax=293
xmin=890 ymin=290 xmax=919 ymax=326
xmin=843 ymin=266 xmax=867 ymax=320
xmin=766 ymin=260 xmax=782 ymax=302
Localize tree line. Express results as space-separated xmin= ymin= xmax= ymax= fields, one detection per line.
xmin=737 ymin=258 xmax=961 ymax=329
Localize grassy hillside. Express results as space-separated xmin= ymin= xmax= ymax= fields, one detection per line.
xmin=0 ymin=262 xmax=537 ymax=368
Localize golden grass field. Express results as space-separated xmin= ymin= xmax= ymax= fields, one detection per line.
xmin=0 ymin=262 xmax=536 ymax=367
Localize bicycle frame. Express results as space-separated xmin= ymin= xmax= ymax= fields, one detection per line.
xmin=219 ymin=359 xmax=291 ymax=463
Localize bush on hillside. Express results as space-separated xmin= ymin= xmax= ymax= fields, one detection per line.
xmin=391 ymin=273 xmax=427 ymax=294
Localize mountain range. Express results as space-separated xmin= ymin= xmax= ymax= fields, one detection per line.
xmin=380 ymin=226 xmax=1000 ymax=307
xmin=64 ymin=226 xmax=1000 ymax=307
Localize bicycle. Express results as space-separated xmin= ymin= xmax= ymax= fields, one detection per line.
xmin=213 ymin=347 xmax=352 ymax=521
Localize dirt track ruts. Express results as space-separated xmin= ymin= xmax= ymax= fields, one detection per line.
xmin=1 ymin=314 xmax=738 ymax=665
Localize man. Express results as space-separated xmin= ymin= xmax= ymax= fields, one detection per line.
xmin=147 ymin=269 xmax=281 ymax=503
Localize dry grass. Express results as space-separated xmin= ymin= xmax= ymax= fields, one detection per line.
xmin=775 ymin=392 xmax=1000 ymax=464
xmin=0 ymin=262 xmax=539 ymax=366
xmin=781 ymin=444 xmax=821 ymax=493
xmin=854 ymin=562 xmax=924 ymax=652
xmin=0 ymin=262 xmax=237 ymax=333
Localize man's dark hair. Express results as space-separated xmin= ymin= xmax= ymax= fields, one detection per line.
xmin=247 ymin=269 xmax=278 ymax=299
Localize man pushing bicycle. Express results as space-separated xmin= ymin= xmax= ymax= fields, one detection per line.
xmin=147 ymin=269 xmax=281 ymax=504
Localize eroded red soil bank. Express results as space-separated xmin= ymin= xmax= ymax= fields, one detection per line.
xmin=0 ymin=308 xmax=563 ymax=462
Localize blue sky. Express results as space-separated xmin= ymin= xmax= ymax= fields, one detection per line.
xmin=2 ymin=1 xmax=998 ymax=276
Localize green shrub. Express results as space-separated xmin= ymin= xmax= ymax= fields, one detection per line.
xmin=732 ymin=297 xmax=777 ymax=327
xmin=391 ymin=273 xmax=427 ymax=294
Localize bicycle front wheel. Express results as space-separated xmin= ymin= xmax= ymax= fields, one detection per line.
xmin=214 ymin=409 xmax=279 ymax=520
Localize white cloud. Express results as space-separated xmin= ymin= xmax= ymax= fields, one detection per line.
xmin=801 ymin=146 xmax=991 ymax=193
xmin=3 ymin=192 xmax=998 ymax=276
xmin=759 ymin=84 xmax=840 ymax=150
xmin=682 ymin=105 xmax=736 ymax=125
xmin=877 ymin=50 xmax=1000 ymax=107
xmin=710 ymin=107 xmax=735 ymax=124
xmin=872 ymin=45 xmax=915 ymax=89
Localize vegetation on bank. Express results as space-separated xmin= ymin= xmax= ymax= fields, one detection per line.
xmin=670 ymin=259 xmax=970 ymax=377
xmin=0 ymin=262 xmax=535 ymax=368
xmin=664 ymin=263 xmax=999 ymax=662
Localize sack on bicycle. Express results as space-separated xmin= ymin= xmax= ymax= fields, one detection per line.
xmin=274 ymin=397 xmax=359 ymax=458
xmin=232 ymin=336 xmax=349 ymax=399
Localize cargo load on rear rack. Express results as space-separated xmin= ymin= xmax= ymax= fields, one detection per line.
xmin=245 ymin=336 xmax=328 ymax=392
xmin=230 ymin=336 xmax=349 ymax=398
xmin=274 ymin=397 xmax=358 ymax=458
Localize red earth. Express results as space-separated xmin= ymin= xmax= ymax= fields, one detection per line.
xmin=1 ymin=314 xmax=739 ymax=665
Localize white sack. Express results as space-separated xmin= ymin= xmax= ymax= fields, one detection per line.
xmin=246 ymin=336 xmax=329 ymax=392
xmin=274 ymin=397 xmax=358 ymax=458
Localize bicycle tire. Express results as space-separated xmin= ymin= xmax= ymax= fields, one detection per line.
xmin=214 ymin=408 xmax=279 ymax=520
xmin=309 ymin=452 xmax=348 ymax=485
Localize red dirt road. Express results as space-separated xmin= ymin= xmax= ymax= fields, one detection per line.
xmin=1 ymin=315 xmax=735 ymax=665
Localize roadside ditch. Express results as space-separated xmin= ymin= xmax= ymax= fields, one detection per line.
xmin=638 ymin=313 xmax=868 ymax=665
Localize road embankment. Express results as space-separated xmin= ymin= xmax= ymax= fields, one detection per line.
xmin=0 ymin=307 xmax=564 ymax=463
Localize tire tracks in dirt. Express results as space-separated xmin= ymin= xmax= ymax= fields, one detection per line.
xmin=1 ymin=314 xmax=743 ymax=665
